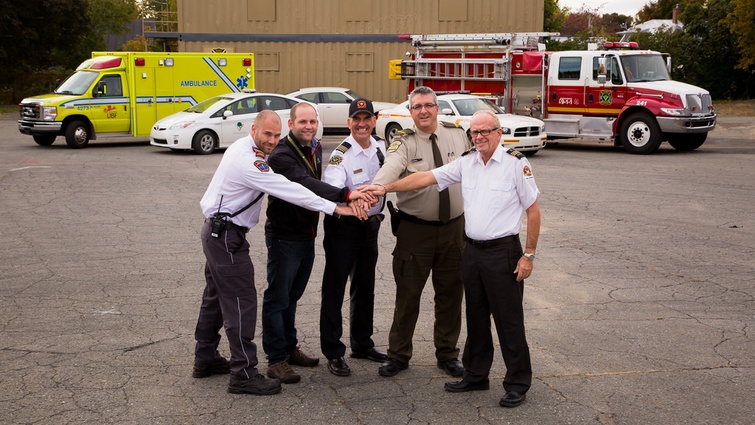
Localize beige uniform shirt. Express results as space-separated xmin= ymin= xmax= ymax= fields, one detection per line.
xmin=373 ymin=122 xmax=470 ymax=221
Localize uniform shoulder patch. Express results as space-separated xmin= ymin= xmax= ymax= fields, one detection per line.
xmin=335 ymin=141 xmax=351 ymax=154
xmin=440 ymin=121 xmax=463 ymax=129
xmin=253 ymin=147 xmax=266 ymax=158
xmin=506 ymin=147 xmax=524 ymax=159
xmin=254 ymin=159 xmax=270 ymax=172
xmin=387 ymin=139 xmax=403 ymax=153
xmin=397 ymin=128 xmax=415 ymax=136
xmin=523 ymin=165 xmax=533 ymax=177
xmin=328 ymin=155 xmax=343 ymax=166
xmin=461 ymin=147 xmax=477 ymax=157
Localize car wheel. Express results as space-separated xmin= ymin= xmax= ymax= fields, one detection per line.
xmin=619 ymin=113 xmax=662 ymax=154
xmin=65 ymin=120 xmax=91 ymax=149
xmin=385 ymin=123 xmax=403 ymax=144
xmin=192 ymin=130 xmax=217 ymax=155
xmin=523 ymin=149 xmax=538 ymax=156
xmin=33 ymin=135 xmax=56 ymax=146
xmin=667 ymin=133 xmax=707 ymax=151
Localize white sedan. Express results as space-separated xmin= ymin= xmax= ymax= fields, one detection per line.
xmin=287 ymin=87 xmax=398 ymax=130
xmin=375 ymin=94 xmax=547 ymax=154
xmin=150 ymin=92 xmax=323 ymax=155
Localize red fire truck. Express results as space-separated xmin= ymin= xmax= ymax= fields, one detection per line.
xmin=389 ymin=33 xmax=717 ymax=154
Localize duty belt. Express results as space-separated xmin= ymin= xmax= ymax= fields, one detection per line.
xmin=464 ymin=234 xmax=519 ymax=248
xmin=205 ymin=217 xmax=250 ymax=234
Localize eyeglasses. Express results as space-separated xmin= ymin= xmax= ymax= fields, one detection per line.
xmin=409 ymin=103 xmax=437 ymax=111
xmin=470 ymin=128 xmax=500 ymax=137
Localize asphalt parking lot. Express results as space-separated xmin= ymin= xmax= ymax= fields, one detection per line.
xmin=1 ymin=116 xmax=753 ymax=424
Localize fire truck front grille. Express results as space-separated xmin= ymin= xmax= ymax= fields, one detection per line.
xmin=20 ymin=104 xmax=40 ymax=119
xmin=686 ymin=93 xmax=713 ymax=115
xmin=514 ymin=126 xmax=541 ymax=137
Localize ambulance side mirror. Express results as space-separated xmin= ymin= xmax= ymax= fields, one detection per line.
xmin=223 ymin=110 xmax=233 ymax=119
xmin=597 ymin=58 xmax=607 ymax=84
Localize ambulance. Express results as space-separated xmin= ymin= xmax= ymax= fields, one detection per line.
xmin=390 ymin=33 xmax=716 ymax=154
xmin=18 ymin=52 xmax=254 ymax=148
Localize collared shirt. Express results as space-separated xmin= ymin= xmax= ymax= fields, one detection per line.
xmin=432 ymin=144 xmax=540 ymax=240
xmin=323 ymin=135 xmax=386 ymax=217
xmin=200 ymin=134 xmax=336 ymax=229
xmin=373 ymin=123 xmax=470 ymax=221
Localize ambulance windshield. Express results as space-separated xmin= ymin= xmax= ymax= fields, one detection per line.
xmin=55 ymin=71 xmax=99 ymax=95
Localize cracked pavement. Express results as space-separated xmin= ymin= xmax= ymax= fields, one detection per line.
xmin=0 ymin=116 xmax=753 ymax=424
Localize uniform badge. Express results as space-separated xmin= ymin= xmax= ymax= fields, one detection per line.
xmin=387 ymin=140 xmax=403 ymax=153
xmin=523 ymin=165 xmax=533 ymax=177
xmin=328 ymin=155 xmax=343 ymax=166
xmin=254 ymin=160 xmax=270 ymax=172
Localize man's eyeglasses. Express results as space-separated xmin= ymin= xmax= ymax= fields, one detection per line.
xmin=470 ymin=128 xmax=500 ymax=137
xmin=409 ymin=103 xmax=437 ymax=111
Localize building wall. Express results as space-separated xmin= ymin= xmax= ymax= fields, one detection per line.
xmin=174 ymin=0 xmax=544 ymax=103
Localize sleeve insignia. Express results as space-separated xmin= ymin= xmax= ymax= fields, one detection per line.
xmin=506 ymin=147 xmax=524 ymax=159
xmin=253 ymin=147 xmax=266 ymax=158
xmin=335 ymin=141 xmax=351 ymax=154
xmin=461 ymin=147 xmax=477 ymax=157
xmin=523 ymin=165 xmax=533 ymax=177
xmin=387 ymin=139 xmax=403 ymax=153
xmin=328 ymin=155 xmax=343 ymax=166
xmin=254 ymin=160 xmax=270 ymax=172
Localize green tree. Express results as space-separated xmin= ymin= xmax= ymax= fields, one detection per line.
xmin=726 ymin=0 xmax=755 ymax=69
xmin=543 ymin=0 xmax=566 ymax=32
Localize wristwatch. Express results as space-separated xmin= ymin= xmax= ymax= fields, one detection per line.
xmin=523 ymin=253 xmax=535 ymax=261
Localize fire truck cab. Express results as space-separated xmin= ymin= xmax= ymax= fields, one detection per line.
xmin=391 ymin=33 xmax=717 ymax=154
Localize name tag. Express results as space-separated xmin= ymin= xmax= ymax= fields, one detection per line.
xmin=353 ymin=168 xmax=363 ymax=174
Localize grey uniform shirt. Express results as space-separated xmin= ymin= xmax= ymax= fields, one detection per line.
xmin=373 ymin=122 xmax=470 ymax=221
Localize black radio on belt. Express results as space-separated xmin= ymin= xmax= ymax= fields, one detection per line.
xmin=210 ymin=213 xmax=229 ymax=238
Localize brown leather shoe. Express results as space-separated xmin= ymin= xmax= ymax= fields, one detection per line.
xmin=287 ymin=346 xmax=319 ymax=367
xmin=266 ymin=360 xmax=301 ymax=384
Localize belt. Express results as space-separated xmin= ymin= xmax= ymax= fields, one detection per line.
xmin=399 ymin=211 xmax=463 ymax=226
xmin=465 ymin=234 xmax=519 ymax=249
xmin=337 ymin=213 xmax=384 ymax=226
xmin=205 ymin=217 xmax=250 ymax=234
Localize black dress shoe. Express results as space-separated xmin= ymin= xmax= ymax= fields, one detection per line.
xmin=444 ymin=379 xmax=490 ymax=392
xmin=350 ymin=347 xmax=388 ymax=362
xmin=378 ymin=358 xmax=408 ymax=377
xmin=327 ymin=357 xmax=351 ymax=377
xmin=437 ymin=358 xmax=465 ymax=377
xmin=499 ymin=391 xmax=526 ymax=408
xmin=192 ymin=357 xmax=230 ymax=378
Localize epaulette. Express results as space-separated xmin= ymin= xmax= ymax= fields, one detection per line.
xmin=440 ymin=121 xmax=463 ymax=129
xmin=461 ymin=147 xmax=477 ymax=157
xmin=397 ymin=128 xmax=415 ymax=136
xmin=505 ymin=147 xmax=524 ymax=159
xmin=335 ymin=141 xmax=351 ymax=154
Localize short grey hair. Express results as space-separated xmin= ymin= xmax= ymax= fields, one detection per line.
xmin=471 ymin=109 xmax=499 ymax=125
xmin=409 ymin=86 xmax=438 ymax=106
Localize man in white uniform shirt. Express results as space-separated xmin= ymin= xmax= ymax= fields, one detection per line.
xmin=320 ymin=99 xmax=388 ymax=376
xmin=360 ymin=110 xmax=541 ymax=408
xmin=194 ymin=111 xmax=361 ymax=396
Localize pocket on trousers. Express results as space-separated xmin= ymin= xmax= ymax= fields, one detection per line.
xmin=216 ymin=262 xmax=255 ymax=297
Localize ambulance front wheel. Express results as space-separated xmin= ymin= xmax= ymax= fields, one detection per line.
xmin=192 ymin=130 xmax=217 ymax=154
xmin=33 ymin=135 xmax=56 ymax=146
xmin=619 ymin=113 xmax=662 ymax=154
xmin=65 ymin=120 xmax=90 ymax=149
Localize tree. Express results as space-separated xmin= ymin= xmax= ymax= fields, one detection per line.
xmin=544 ymin=0 xmax=566 ymax=32
xmin=726 ymin=0 xmax=755 ymax=69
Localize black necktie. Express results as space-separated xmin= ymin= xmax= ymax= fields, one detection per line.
xmin=430 ymin=133 xmax=450 ymax=222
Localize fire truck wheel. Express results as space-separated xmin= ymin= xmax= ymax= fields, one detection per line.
xmin=65 ymin=120 xmax=90 ymax=149
xmin=192 ymin=130 xmax=217 ymax=155
xmin=385 ymin=123 xmax=403 ymax=144
xmin=619 ymin=113 xmax=662 ymax=154
xmin=667 ymin=133 xmax=707 ymax=151
xmin=33 ymin=135 xmax=56 ymax=146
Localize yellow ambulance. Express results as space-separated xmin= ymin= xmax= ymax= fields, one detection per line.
xmin=18 ymin=52 xmax=254 ymax=148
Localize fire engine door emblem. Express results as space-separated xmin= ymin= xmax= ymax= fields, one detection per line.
xmin=599 ymin=90 xmax=613 ymax=106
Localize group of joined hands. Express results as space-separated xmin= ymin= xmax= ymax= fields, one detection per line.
xmin=337 ymin=184 xmax=388 ymax=220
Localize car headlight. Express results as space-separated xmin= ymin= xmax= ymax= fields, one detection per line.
xmin=540 ymin=124 xmax=546 ymax=133
xmin=660 ymin=108 xmax=686 ymax=116
xmin=501 ymin=127 xmax=512 ymax=135
xmin=168 ymin=121 xmax=196 ymax=130
xmin=42 ymin=106 xmax=57 ymax=121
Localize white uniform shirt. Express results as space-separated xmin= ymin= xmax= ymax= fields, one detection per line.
xmin=200 ymin=134 xmax=337 ymax=228
xmin=323 ymin=135 xmax=386 ymax=217
xmin=432 ymin=144 xmax=540 ymax=241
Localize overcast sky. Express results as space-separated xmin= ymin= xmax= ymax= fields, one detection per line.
xmin=560 ymin=0 xmax=651 ymax=18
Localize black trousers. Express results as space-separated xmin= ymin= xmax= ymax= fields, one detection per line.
xmin=320 ymin=215 xmax=381 ymax=360
xmin=194 ymin=221 xmax=260 ymax=379
xmin=461 ymin=236 xmax=532 ymax=394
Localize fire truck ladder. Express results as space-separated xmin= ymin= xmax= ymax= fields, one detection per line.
xmin=401 ymin=33 xmax=558 ymax=91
